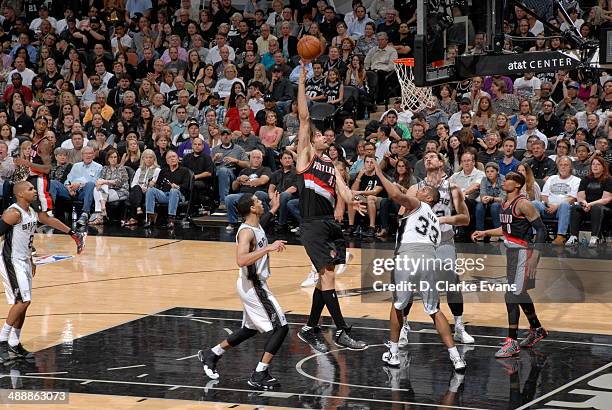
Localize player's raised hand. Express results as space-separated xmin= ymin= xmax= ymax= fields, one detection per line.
xmin=269 ymin=190 xmax=280 ymax=213
xmin=268 ymin=240 xmax=287 ymax=253
xmin=352 ymin=196 xmax=367 ymax=216
xmin=299 ymin=61 xmax=307 ymax=84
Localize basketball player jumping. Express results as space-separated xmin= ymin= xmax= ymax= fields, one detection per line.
xmin=401 ymin=152 xmax=474 ymax=345
xmin=14 ymin=117 xmax=86 ymax=254
xmin=198 ymin=192 xmax=289 ymax=390
xmin=296 ymin=63 xmax=367 ymax=352
xmin=374 ymin=164 xmax=467 ymax=371
xmin=0 ymin=181 xmax=41 ymax=362
xmin=472 ymin=172 xmax=548 ymax=358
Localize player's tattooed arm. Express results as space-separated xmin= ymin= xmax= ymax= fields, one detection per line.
xmin=439 ymin=185 xmax=470 ymax=226
xmin=517 ymin=198 xmax=547 ymax=246
xmin=29 ymin=139 xmax=52 ymax=174
xmin=335 ymin=167 xmax=366 ymax=215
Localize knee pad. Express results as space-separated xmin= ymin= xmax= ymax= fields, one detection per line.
xmin=227 ymin=327 xmax=258 ymax=347
xmin=264 ymin=324 xmax=289 ymax=355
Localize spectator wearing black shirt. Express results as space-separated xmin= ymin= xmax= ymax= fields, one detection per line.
xmin=477 ymin=131 xmax=503 ymax=165
xmin=8 ymin=99 xmax=33 ymax=138
xmin=182 ymin=137 xmax=215 ymax=209
xmin=319 ymin=6 xmax=342 ymax=42
xmin=567 ymin=156 xmax=612 ymax=247
xmin=144 ymin=150 xmax=192 ymax=229
xmin=268 ymin=66 xmax=295 ymax=113
xmin=348 ymin=155 xmax=384 ymax=237
xmin=376 ymin=9 xmax=400 ymax=39
xmin=525 ymin=139 xmax=557 ymax=181
xmin=537 ymin=100 xmax=563 ymax=141
xmin=226 ymin=149 xmax=271 ymax=229
xmin=268 ymin=151 xmax=299 ymax=228
xmin=214 ymin=0 xmax=240 ymax=25
xmin=409 ymin=122 xmax=427 ymax=160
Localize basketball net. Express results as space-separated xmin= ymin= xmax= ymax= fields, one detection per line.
xmin=394 ymin=58 xmax=432 ymax=114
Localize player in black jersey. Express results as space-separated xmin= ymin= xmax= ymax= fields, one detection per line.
xmin=295 ymin=62 xmax=368 ymax=352
xmin=472 ymin=172 xmax=548 ymax=358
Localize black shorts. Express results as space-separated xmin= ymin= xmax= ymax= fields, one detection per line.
xmin=26 ymin=175 xmax=53 ymax=212
xmin=506 ymin=246 xmax=538 ymax=294
xmin=300 ymin=218 xmax=346 ymax=273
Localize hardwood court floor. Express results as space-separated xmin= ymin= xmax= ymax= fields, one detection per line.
xmin=4 ymin=234 xmax=612 ymax=409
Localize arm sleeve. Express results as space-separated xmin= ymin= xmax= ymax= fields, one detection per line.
xmin=531 ymin=217 xmax=547 ymax=248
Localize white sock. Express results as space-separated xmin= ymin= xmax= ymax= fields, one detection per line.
xmin=8 ymin=328 xmax=20 ymax=347
xmin=389 ymin=341 xmax=399 ymax=355
xmin=0 ymin=323 xmax=11 ymax=342
xmin=255 ymin=362 xmax=269 ymax=372
xmin=211 ymin=344 xmax=225 ymax=356
xmin=448 ymin=346 xmax=460 ymax=360
xmin=454 ymin=316 xmax=464 ymax=329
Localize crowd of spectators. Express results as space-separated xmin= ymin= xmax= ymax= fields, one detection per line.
xmin=0 ymin=0 xmax=610 ymax=245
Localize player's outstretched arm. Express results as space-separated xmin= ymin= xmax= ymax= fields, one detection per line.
xmin=471 ymin=226 xmax=503 ymax=241
xmin=236 ymin=229 xmax=286 ymax=268
xmin=373 ymin=163 xmax=419 ymax=212
xmin=296 ymin=62 xmax=313 ymax=171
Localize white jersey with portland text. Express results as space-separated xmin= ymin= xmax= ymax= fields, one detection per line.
xmin=236 ymin=223 xmax=270 ymax=281
xmin=396 ymin=202 xmax=441 ymax=247
xmin=2 ymin=204 xmax=37 ymax=261
xmin=417 ymin=177 xmax=455 ymax=238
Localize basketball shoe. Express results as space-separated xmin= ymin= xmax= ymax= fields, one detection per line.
xmin=198 ymin=349 xmax=220 ymax=379
xmin=298 ymin=326 xmax=329 ymax=353
xmin=519 ymin=327 xmax=548 ymax=348
xmin=71 ymin=231 xmax=86 ymax=254
xmin=398 ymin=321 xmax=411 ymax=347
xmin=382 ymin=349 xmax=400 ymax=367
xmin=248 ymin=369 xmax=280 ymax=390
xmin=8 ymin=343 xmax=34 ymax=360
xmin=495 ymin=338 xmax=520 ymax=358
xmin=335 ymin=327 xmax=367 ymax=350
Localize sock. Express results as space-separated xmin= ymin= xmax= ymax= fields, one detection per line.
xmin=306 ymin=287 xmax=325 ymax=328
xmin=255 ymin=362 xmax=269 ymax=372
xmin=211 ymin=344 xmax=225 ymax=356
xmin=0 ymin=323 xmax=11 ymax=342
xmin=448 ymin=346 xmax=460 ymax=360
xmin=321 ymin=289 xmax=347 ymax=330
xmin=509 ymin=327 xmax=518 ymax=340
xmin=8 ymin=327 xmax=20 ymax=346
xmin=454 ymin=315 xmax=464 ymax=329
xmin=389 ymin=341 xmax=399 ymax=355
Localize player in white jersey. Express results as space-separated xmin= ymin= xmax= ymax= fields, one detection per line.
xmin=373 ymin=164 xmax=467 ymax=372
xmin=401 ymin=152 xmax=475 ymax=345
xmin=0 ymin=181 xmax=39 ymax=363
xmin=198 ymin=192 xmax=289 ymax=390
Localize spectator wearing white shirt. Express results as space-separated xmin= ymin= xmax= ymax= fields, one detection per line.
xmin=364 ymin=32 xmax=398 ymax=104
xmin=517 ymin=114 xmax=548 ymax=150
xmin=206 ymin=33 xmax=236 ymax=65
xmin=448 ymin=98 xmax=474 ymax=135
xmin=375 ymin=125 xmax=392 ymax=164
xmin=347 ymin=5 xmax=373 ymax=39
xmin=255 ymin=24 xmax=277 ymax=57
xmin=533 ymin=156 xmax=581 ymax=245
xmin=29 ymin=6 xmax=57 ymax=32
xmin=56 ymin=9 xmax=79 ymax=35
xmin=8 ymin=57 xmax=36 ymax=87
xmin=513 ymin=72 xmax=541 ymax=100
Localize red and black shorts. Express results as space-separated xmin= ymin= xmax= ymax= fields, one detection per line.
xmin=300 ymin=217 xmax=346 ymax=273
xmin=27 ymin=174 xmax=53 ymax=212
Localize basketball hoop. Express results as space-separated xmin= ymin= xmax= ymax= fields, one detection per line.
xmin=394 ymin=58 xmax=432 ymax=114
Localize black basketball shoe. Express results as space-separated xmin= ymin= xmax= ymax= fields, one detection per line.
xmin=8 ymin=343 xmax=34 ymax=360
xmin=248 ymin=369 xmax=280 ymax=390
xmin=298 ymin=326 xmax=329 ymax=353
xmin=0 ymin=341 xmax=10 ymax=363
xmin=198 ymin=349 xmax=220 ymax=379
xmin=335 ymin=327 xmax=368 ymax=350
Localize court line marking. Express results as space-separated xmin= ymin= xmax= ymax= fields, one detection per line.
xmin=190 ymin=318 xmax=213 ymax=324
xmin=176 ymin=354 xmax=198 ymax=361
xmin=107 ymin=364 xmax=146 ymax=371
xmin=24 ymin=371 xmax=68 ymax=375
xmin=136 ymin=374 xmax=148 ymax=378
xmin=514 ymin=361 xmax=612 ymax=410
xmin=0 ymin=374 xmax=488 ymax=409
xmin=148 ymin=240 xmax=183 ymax=249
xmin=81 ymin=380 xmax=93 ymax=385
xmin=296 ymin=343 xmax=495 ymax=395
xmin=223 ymin=328 xmax=233 ymax=334
xmin=153 ymin=313 xmax=612 ymax=348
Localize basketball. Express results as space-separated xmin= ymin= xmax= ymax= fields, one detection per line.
xmin=297 ymin=35 xmax=322 ymax=61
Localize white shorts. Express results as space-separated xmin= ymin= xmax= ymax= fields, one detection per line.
xmin=393 ymin=244 xmax=440 ymax=315
xmin=0 ymin=258 xmax=33 ymax=304
xmin=237 ymin=275 xmax=287 ymax=333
